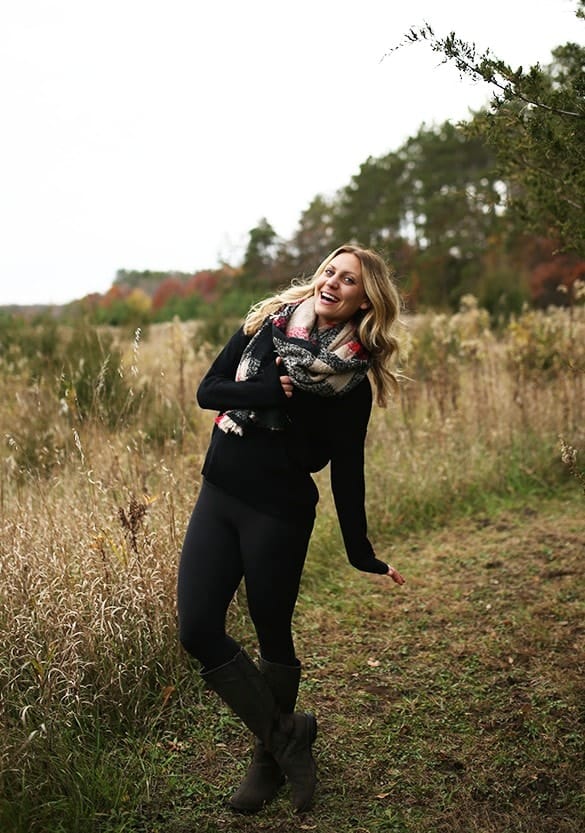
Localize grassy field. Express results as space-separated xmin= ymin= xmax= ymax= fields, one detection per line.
xmin=0 ymin=303 xmax=583 ymax=832
xmin=146 ymin=494 xmax=584 ymax=833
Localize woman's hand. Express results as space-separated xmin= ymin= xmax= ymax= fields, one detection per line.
xmin=275 ymin=356 xmax=294 ymax=398
xmin=386 ymin=564 xmax=405 ymax=585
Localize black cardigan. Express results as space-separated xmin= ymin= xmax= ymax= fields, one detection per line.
xmin=197 ymin=326 xmax=388 ymax=575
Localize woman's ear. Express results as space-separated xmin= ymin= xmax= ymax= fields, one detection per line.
xmin=359 ymin=298 xmax=371 ymax=310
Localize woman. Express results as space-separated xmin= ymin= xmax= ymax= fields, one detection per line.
xmin=177 ymin=244 xmax=405 ymax=814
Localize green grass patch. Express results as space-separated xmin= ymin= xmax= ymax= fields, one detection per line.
xmin=47 ymin=492 xmax=582 ymax=833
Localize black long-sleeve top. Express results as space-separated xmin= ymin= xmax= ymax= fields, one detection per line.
xmin=196 ymin=326 xmax=388 ymax=575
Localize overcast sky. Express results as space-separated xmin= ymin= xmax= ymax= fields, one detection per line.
xmin=0 ymin=0 xmax=580 ymax=305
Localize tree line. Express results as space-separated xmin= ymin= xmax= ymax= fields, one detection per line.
xmin=51 ymin=2 xmax=585 ymax=325
xmin=240 ymin=1 xmax=584 ymax=316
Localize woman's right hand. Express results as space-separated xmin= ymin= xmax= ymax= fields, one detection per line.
xmin=276 ymin=356 xmax=294 ymax=398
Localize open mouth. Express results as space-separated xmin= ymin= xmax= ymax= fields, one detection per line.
xmin=320 ymin=291 xmax=338 ymax=304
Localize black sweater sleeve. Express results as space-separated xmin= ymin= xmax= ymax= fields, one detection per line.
xmin=330 ymin=381 xmax=389 ymax=575
xmin=197 ymin=327 xmax=287 ymax=412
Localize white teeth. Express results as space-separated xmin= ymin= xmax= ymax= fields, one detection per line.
xmin=321 ymin=292 xmax=338 ymax=302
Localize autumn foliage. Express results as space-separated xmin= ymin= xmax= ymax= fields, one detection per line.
xmin=529 ymin=250 xmax=585 ymax=308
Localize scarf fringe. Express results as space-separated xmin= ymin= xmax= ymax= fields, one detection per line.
xmin=215 ymin=413 xmax=244 ymax=436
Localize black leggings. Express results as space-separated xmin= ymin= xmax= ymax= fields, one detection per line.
xmin=177 ymin=481 xmax=315 ymax=671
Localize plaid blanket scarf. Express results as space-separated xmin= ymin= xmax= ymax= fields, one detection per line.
xmin=215 ymin=297 xmax=371 ymax=436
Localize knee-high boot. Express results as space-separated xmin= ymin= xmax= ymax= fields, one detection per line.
xmin=202 ymin=650 xmax=317 ymax=813
xmin=228 ymin=657 xmax=303 ymax=812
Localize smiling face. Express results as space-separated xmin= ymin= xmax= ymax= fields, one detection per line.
xmin=313 ymin=251 xmax=370 ymax=328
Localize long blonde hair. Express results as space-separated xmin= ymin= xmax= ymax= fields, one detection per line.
xmin=244 ymin=244 xmax=402 ymax=406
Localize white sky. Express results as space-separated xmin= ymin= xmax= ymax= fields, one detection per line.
xmin=0 ymin=0 xmax=581 ymax=305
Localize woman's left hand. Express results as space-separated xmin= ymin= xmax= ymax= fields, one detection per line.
xmin=386 ymin=564 xmax=405 ymax=585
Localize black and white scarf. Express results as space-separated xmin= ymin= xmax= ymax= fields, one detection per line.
xmin=215 ymin=297 xmax=371 ymax=436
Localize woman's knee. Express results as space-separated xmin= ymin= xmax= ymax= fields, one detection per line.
xmin=178 ymin=613 xmax=218 ymax=661
xmin=178 ymin=607 xmax=241 ymax=666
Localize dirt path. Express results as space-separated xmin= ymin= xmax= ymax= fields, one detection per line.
xmin=150 ymin=495 xmax=585 ymax=833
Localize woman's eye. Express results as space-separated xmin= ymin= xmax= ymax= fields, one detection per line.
xmin=343 ymin=276 xmax=355 ymax=284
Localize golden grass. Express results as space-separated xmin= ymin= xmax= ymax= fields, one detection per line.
xmin=0 ymin=303 xmax=583 ymax=831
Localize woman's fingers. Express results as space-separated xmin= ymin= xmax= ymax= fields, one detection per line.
xmin=386 ymin=565 xmax=405 ymax=585
xmin=275 ymin=356 xmax=293 ymax=397
xmin=280 ymin=375 xmax=294 ymax=397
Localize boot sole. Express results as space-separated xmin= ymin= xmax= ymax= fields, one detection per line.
xmin=228 ymin=772 xmax=286 ymax=813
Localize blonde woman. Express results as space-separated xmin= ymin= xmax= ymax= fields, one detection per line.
xmin=177 ymin=244 xmax=405 ymax=814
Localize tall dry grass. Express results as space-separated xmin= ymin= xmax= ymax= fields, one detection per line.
xmin=364 ymin=299 xmax=584 ymax=540
xmin=0 ymin=303 xmax=583 ymax=831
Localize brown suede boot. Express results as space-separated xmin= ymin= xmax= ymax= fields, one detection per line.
xmin=228 ymin=658 xmax=302 ymax=813
xmin=228 ymin=741 xmax=284 ymax=813
xmin=202 ymin=650 xmax=317 ymax=813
